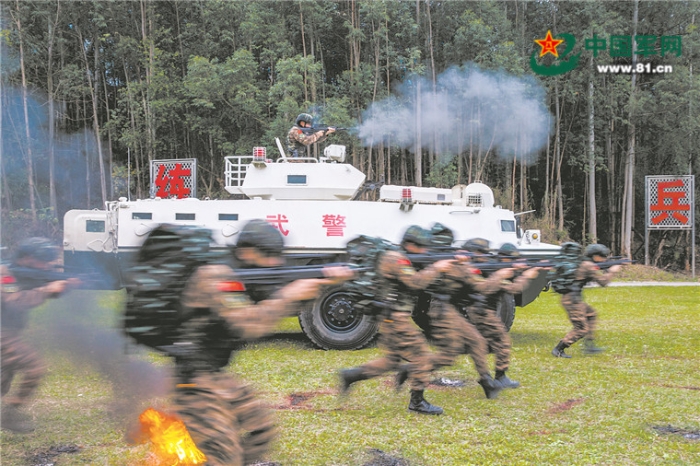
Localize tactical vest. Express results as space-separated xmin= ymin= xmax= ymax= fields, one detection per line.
xmin=549 ymin=256 xmax=583 ymax=294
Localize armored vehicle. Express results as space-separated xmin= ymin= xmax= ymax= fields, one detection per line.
xmin=63 ymin=143 xmax=558 ymax=350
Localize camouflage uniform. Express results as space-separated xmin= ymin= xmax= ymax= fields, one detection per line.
xmin=286 ymin=125 xmax=329 ymax=158
xmin=558 ymin=261 xmax=615 ymax=347
xmin=442 ymin=264 xmax=514 ymax=393
xmin=349 ymin=250 xmax=442 ymax=391
xmin=1 ymin=265 xmax=51 ymax=410
xmin=172 ymin=263 xmax=305 ymax=466
xmin=473 ymin=268 xmax=541 ymax=389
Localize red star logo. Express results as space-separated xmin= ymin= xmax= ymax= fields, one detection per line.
xmin=535 ymin=30 xmax=564 ymax=58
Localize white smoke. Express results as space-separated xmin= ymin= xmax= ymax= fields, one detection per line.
xmin=358 ymin=65 xmax=551 ymax=164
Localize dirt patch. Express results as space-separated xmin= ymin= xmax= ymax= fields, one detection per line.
xmin=548 ymin=398 xmax=585 ymax=414
xmin=274 ymin=389 xmax=335 ymax=410
xmin=29 ymin=444 xmax=81 ymax=466
xmin=362 ymin=448 xmax=411 ymax=466
xmin=652 ymin=425 xmax=700 ymax=440
xmin=527 ymin=428 xmax=568 ymax=436
xmin=660 ymin=384 xmax=700 ymax=391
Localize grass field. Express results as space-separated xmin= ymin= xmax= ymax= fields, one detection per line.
xmin=1 ymin=286 xmax=699 ymax=465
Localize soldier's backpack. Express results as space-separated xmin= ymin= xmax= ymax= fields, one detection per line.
xmin=548 ymin=256 xmax=582 ymax=294
xmin=123 ymin=224 xmax=217 ymax=351
xmin=344 ymin=235 xmax=399 ymax=316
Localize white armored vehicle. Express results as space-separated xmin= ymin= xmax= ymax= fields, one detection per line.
xmin=63 ymin=143 xmax=558 ymax=350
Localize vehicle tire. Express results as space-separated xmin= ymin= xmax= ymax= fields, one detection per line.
xmin=298 ymin=284 xmax=379 ymax=350
xmin=495 ymin=293 xmax=516 ymax=331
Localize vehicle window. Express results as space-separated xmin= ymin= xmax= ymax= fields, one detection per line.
xmin=501 ymin=220 xmax=516 ymax=232
xmin=86 ymin=220 xmax=105 ymax=233
xmin=132 ymin=212 xmax=153 ymax=220
xmin=176 ymin=213 xmax=196 ymax=220
xmin=219 ymin=214 xmax=239 ymax=221
xmin=287 ymin=175 xmax=307 ymax=184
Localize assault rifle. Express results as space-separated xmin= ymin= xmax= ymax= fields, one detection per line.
xmin=593 ymin=257 xmax=635 ymax=270
xmin=300 ymin=126 xmax=349 ymax=135
xmin=224 ymin=262 xmax=368 ymax=303
xmin=7 ymin=265 xmax=99 ymax=295
xmin=406 ymin=253 xmax=556 ymax=272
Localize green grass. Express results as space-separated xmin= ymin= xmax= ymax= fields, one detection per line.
xmin=2 ymin=287 xmax=699 ymax=465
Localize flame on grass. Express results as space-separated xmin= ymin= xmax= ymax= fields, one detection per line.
xmin=138 ymin=407 xmax=207 ymax=465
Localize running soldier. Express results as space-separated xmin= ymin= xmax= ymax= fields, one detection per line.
xmin=550 ymin=243 xmax=622 ymax=358
xmin=339 ymin=226 xmax=458 ymax=415
xmin=401 ymin=226 xmax=504 ymax=399
xmin=473 ymin=242 xmax=546 ymax=388
xmin=1 ymin=238 xmax=79 ymax=433
xmin=154 ymin=220 xmax=352 ymax=465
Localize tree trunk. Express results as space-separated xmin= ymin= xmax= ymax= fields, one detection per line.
xmin=12 ymin=0 xmax=37 ymax=221
xmin=587 ymin=77 xmax=597 ymax=243
xmin=622 ymin=0 xmax=639 ymax=258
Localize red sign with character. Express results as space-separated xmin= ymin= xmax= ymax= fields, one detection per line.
xmin=646 ymin=176 xmax=693 ymax=229
xmin=151 ymin=159 xmax=197 ymax=199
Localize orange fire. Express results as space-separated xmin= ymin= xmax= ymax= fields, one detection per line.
xmin=138 ymin=407 xmax=207 ymax=465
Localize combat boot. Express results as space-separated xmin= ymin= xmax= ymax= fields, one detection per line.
xmin=408 ymin=390 xmax=443 ymax=415
xmin=478 ymin=374 xmax=503 ymax=399
xmin=582 ymin=339 xmax=605 ymax=354
xmin=339 ymin=368 xmax=368 ymax=395
xmin=551 ymin=341 xmax=572 ymax=358
xmin=394 ymin=364 xmax=410 ymax=391
xmin=1 ymin=405 xmax=35 ymax=433
xmin=495 ymin=370 xmax=520 ymax=389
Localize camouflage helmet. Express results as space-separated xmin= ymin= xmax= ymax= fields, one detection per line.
xmin=296 ymin=113 xmax=313 ymax=126
xmin=584 ymin=243 xmax=610 ymax=259
xmin=430 ymin=223 xmax=454 ymax=248
xmin=237 ymin=219 xmax=284 ymax=255
xmin=560 ymin=242 xmax=582 ymax=257
xmin=497 ymin=242 xmax=520 ymax=258
xmin=462 ymin=237 xmax=491 ymax=254
xmin=15 ymin=237 xmax=59 ymax=263
xmin=401 ymin=225 xmax=431 ymax=247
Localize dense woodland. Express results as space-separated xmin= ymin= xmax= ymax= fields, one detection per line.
xmin=1 ymin=0 xmax=697 ymax=271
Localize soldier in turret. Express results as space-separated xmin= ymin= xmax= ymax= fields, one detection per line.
xmin=338 ymin=226 xmax=458 ymax=415
xmin=550 ymin=243 xmax=622 ymax=358
xmin=1 ymin=238 xmax=79 ymax=433
xmin=160 ymin=220 xmax=352 ymax=465
xmin=287 ymin=113 xmax=335 ymax=158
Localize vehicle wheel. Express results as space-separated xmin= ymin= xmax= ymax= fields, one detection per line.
xmin=495 ymin=293 xmax=516 ymax=331
xmin=298 ymin=284 xmax=379 ymax=350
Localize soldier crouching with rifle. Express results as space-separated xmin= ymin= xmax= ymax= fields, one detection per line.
xmin=129 ymin=220 xmax=353 ymax=465
xmin=465 ymin=242 xmax=547 ymax=389
xmin=1 ymin=238 xmax=80 ymax=433
xmin=339 ymin=225 xmax=460 ymax=415
xmin=550 ymin=243 xmax=623 ymax=358
xmin=397 ymin=226 xmax=505 ymax=399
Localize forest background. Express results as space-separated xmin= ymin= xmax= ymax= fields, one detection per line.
xmin=1 ymin=0 xmax=697 ymax=272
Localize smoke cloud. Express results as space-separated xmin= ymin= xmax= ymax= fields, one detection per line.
xmin=36 ymin=291 xmax=171 ymax=432
xmin=357 ymin=65 xmax=551 ymax=164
